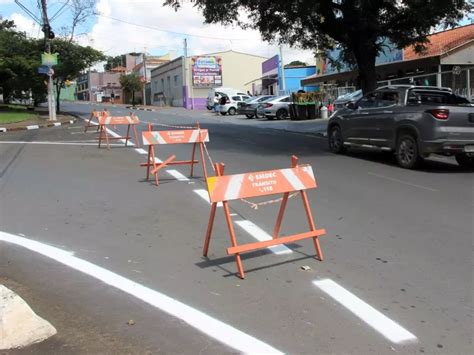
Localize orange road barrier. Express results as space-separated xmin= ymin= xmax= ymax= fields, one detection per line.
xmin=85 ymin=109 xmax=107 ymax=133
xmin=97 ymin=114 xmax=140 ymax=150
xmin=203 ymin=155 xmax=326 ymax=279
xmin=140 ymin=123 xmax=210 ymax=186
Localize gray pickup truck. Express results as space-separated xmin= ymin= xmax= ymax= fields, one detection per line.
xmin=327 ymin=85 xmax=474 ymax=169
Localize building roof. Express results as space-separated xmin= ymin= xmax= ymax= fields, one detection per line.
xmin=191 ymin=49 xmax=267 ymax=60
xmin=110 ymin=66 xmax=127 ymax=73
xmin=404 ymin=24 xmax=474 ymax=60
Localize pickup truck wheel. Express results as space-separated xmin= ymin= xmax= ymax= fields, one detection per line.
xmin=396 ymin=134 xmax=421 ymax=169
xmin=245 ymin=114 xmax=254 ymax=119
xmin=455 ymin=154 xmax=474 ymax=169
xmin=328 ymin=125 xmax=346 ymax=153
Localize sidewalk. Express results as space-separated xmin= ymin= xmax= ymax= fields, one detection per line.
xmin=251 ymin=118 xmax=328 ymax=136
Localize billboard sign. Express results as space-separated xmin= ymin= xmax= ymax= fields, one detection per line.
xmin=191 ymin=56 xmax=222 ymax=87
xmin=41 ymin=53 xmax=58 ymax=66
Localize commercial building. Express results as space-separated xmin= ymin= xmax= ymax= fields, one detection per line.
xmin=252 ymin=55 xmax=316 ymax=95
xmin=150 ymin=50 xmax=267 ymax=109
xmin=76 ymin=71 xmax=124 ymax=103
xmin=302 ymin=24 xmax=474 ymax=100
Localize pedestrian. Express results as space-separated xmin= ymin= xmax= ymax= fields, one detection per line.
xmin=110 ymin=91 xmax=115 ymax=104
xmin=247 ymin=90 xmax=252 ymax=96
xmin=213 ymin=94 xmax=220 ymax=115
xmin=327 ymin=100 xmax=334 ymax=114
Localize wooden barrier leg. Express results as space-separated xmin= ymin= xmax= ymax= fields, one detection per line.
xmin=125 ymin=124 xmax=131 ymax=147
xmin=98 ymin=125 xmax=104 ymax=148
xmin=145 ymin=145 xmax=152 ymax=181
xmin=223 ymin=201 xmax=245 ymax=279
xmin=203 ymin=202 xmax=217 ymax=256
xmin=133 ymin=124 xmax=140 ymax=148
xmin=272 ymin=192 xmax=289 ymax=239
xmin=150 ymin=145 xmax=159 ymax=186
xmin=300 ymin=190 xmax=324 ymax=261
xmin=85 ymin=113 xmax=92 ymax=133
xmin=190 ymin=142 xmax=197 ymax=177
xmin=199 ymin=143 xmax=208 ymax=180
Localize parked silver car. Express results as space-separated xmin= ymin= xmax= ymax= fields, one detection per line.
xmin=258 ymin=95 xmax=292 ymax=120
xmin=237 ymin=95 xmax=275 ymax=118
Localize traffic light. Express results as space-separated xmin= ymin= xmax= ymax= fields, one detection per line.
xmin=42 ymin=24 xmax=55 ymax=40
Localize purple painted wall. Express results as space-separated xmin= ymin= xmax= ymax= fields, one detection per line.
xmin=183 ymin=85 xmax=207 ymax=109
xmin=262 ymin=55 xmax=279 ymax=74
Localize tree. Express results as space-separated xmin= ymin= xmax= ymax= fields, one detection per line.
xmin=51 ymin=39 xmax=104 ymax=112
xmin=285 ymin=60 xmax=307 ymax=68
xmin=165 ymin=0 xmax=471 ymax=93
xmin=0 ymin=19 xmax=46 ymax=105
xmin=119 ymin=73 xmax=143 ymax=106
xmin=104 ymin=55 xmax=124 ymax=71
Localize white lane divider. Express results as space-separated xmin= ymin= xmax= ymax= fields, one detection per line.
xmin=0 ymin=231 xmax=282 ymax=354
xmin=234 ymin=220 xmax=292 ymax=255
xmin=166 ymin=170 xmax=190 ymax=182
xmin=193 ymin=189 xmax=222 ymax=207
xmin=313 ymin=279 xmax=417 ymax=344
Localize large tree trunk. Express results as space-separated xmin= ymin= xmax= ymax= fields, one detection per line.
xmin=353 ymin=43 xmax=378 ymax=94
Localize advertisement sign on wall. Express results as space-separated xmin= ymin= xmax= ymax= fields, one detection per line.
xmin=192 ymin=56 xmax=222 ymax=87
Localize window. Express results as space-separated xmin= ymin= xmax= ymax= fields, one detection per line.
xmin=167 ymin=76 xmax=171 ymax=89
xmin=174 ymin=75 xmax=178 ymax=87
xmin=232 ymin=96 xmax=241 ymax=101
xmin=408 ymin=90 xmax=453 ymax=104
xmin=358 ymin=91 xmax=397 ymax=109
xmin=279 ymin=97 xmax=290 ymax=102
xmin=161 ymin=79 xmax=164 ymax=90
xmin=242 ymin=96 xmax=251 ymax=101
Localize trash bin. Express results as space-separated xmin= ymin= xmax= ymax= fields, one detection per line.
xmin=320 ymin=106 xmax=328 ymax=119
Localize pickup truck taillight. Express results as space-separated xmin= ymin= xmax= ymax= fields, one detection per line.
xmin=428 ymin=109 xmax=449 ymax=120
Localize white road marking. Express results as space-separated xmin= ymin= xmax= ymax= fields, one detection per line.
xmin=313 ymin=279 xmax=417 ymax=344
xmin=53 ymin=122 xmax=61 ymax=127
xmin=234 ymin=220 xmax=293 ymax=255
xmin=26 ymin=125 xmax=39 ymax=130
xmin=368 ymin=172 xmax=437 ymax=192
xmin=166 ymin=169 xmax=189 ymax=181
xmin=135 ymin=148 xmax=148 ymax=155
xmin=0 ymin=141 xmax=122 ymax=146
xmin=0 ymin=128 xmax=6 ymax=132
xmin=193 ymin=189 xmax=222 ymax=207
xmin=0 ymin=231 xmax=282 ymax=354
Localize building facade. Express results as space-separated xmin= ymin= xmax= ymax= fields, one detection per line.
xmin=302 ymin=24 xmax=474 ymax=100
xmin=150 ymin=50 xmax=267 ymax=109
xmin=76 ymin=71 xmax=123 ymax=103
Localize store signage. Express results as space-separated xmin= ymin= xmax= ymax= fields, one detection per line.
xmin=41 ymin=53 xmax=58 ymax=66
xmin=191 ymin=56 xmax=222 ymax=87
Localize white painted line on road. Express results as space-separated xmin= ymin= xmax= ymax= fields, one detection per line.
xmin=0 ymin=231 xmax=282 ymax=354
xmin=234 ymin=220 xmax=293 ymax=255
xmin=368 ymin=172 xmax=437 ymax=192
xmin=193 ymin=189 xmax=222 ymax=207
xmin=26 ymin=125 xmax=39 ymax=130
xmin=135 ymin=148 xmax=148 ymax=155
xmin=167 ymin=169 xmax=189 ymax=181
xmin=0 ymin=128 xmax=6 ymax=132
xmin=0 ymin=141 xmax=122 ymax=146
xmin=313 ymin=279 xmax=417 ymax=344
xmin=53 ymin=122 xmax=61 ymax=127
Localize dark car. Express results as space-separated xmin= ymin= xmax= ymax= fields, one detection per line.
xmin=327 ymin=85 xmax=474 ymax=169
xmin=237 ymin=95 xmax=275 ymax=118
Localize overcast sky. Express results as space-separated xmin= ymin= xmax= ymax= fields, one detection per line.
xmin=2 ymin=0 xmax=316 ymax=67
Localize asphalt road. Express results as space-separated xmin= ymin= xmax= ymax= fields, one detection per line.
xmin=0 ymin=102 xmax=472 ymax=354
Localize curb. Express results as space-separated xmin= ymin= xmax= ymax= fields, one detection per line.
xmin=126 ymin=106 xmax=158 ymax=112
xmin=0 ymin=119 xmax=76 ymax=133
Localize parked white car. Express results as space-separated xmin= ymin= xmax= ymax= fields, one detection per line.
xmin=219 ymin=94 xmax=251 ymax=115
xmin=207 ymin=88 xmax=248 ymax=110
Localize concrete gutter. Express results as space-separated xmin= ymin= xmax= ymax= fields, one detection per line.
xmin=0 ymin=285 xmax=57 ymax=349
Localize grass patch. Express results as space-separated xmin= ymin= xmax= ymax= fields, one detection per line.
xmin=0 ymin=110 xmax=38 ymax=124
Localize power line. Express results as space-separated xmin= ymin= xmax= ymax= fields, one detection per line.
xmin=96 ymin=13 xmax=262 ymax=42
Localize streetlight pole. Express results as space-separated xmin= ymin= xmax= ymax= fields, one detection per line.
xmin=40 ymin=0 xmax=56 ymax=120
xmin=279 ymin=45 xmax=286 ymax=94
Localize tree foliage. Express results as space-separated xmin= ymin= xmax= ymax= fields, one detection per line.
xmin=119 ymin=73 xmax=143 ymax=105
xmin=285 ymin=60 xmax=307 ymax=68
xmin=52 ymin=39 xmax=105 ymax=112
xmin=165 ymin=0 xmax=471 ymax=93
xmin=104 ymin=55 xmax=124 ymax=71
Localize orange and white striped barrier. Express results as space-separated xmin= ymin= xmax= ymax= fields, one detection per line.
xmin=84 ymin=109 xmax=107 ymax=133
xmin=140 ymin=123 xmax=209 ymax=186
xmin=97 ymin=114 xmax=140 ymax=149
xmin=203 ymin=155 xmax=326 ymax=279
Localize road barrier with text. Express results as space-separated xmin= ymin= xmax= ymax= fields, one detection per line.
xmin=141 ymin=123 xmax=210 ymax=186
xmin=203 ymin=155 xmax=326 ymax=279
xmin=97 ymin=114 xmax=140 ymax=149
xmin=85 ymin=109 xmax=107 ymax=133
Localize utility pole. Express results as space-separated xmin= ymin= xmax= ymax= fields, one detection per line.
xmin=40 ymin=0 xmax=56 ymax=121
xmin=142 ymin=50 xmax=147 ymax=105
xmin=279 ymin=45 xmax=286 ymax=94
